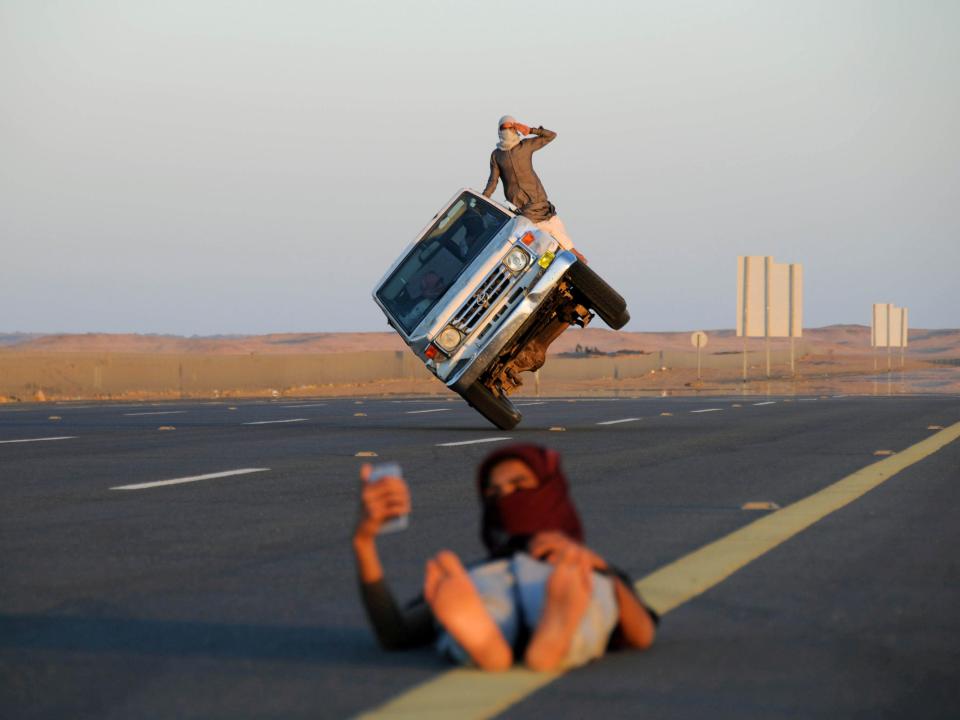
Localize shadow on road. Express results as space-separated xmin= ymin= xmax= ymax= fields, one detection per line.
xmin=0 ymin=613 xmax=443 ymax=669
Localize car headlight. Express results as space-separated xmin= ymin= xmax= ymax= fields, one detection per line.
xmin=435 ymin=326 xmax=462 ymax=353
xmin=502 ymin=246 xmax=530 ymax=273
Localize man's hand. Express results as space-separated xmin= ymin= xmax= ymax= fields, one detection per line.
xmin=529 ymin=531 xmax=608 ymax=571
xmin=354 ymin=464 xmax=411 ymax=542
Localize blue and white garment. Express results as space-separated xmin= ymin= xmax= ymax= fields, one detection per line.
xmin=435 ymin=552 xmax=618 ymax=670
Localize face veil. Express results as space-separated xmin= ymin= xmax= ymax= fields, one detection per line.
xmin=497 ymin=114 xmax=521 ymax=151
xmin=477 ymin=444 xmax=584 ymax=557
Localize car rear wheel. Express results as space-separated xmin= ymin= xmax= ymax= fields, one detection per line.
xmin=460 ymin=382 xmax=521 ymax=430
xmin=565 ymin=261 xmax=630 ymax=330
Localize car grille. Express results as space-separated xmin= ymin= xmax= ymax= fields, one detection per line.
xmin=477 ymin=286 xmax=526 ymax=340
xmin=450 ymin=265 xmax=515 ymax=334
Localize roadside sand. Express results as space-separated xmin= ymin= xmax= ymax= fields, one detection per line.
xmin=1 ymin=326 xmax=956 ymax=402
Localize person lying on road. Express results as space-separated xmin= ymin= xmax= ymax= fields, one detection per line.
xmin=352 ymin=444 xmax=658 ymax=671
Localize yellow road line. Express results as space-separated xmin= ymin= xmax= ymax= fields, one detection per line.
xmin=356 ymin=669 xmax=560 ymax=720
xmin=355 ymin=421 xmax=960 ymax=720
xmin=637 ymin=420 xmax=960 ymax=614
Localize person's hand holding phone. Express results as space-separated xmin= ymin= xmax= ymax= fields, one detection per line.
xmin=355 ymin=463 xmax=411 ymax=542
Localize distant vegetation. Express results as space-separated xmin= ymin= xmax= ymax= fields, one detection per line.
xmin=0 ymin=333 xmax=40 ymax=347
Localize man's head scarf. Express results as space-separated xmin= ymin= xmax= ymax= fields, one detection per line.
xmin=477 ymin=444 xmax=584 ymax=557
xmin=497 ymin=114 xmax=522 ymax=151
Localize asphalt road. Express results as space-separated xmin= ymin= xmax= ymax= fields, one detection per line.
xmin=1 ymin=393 xmax=959 ymax=719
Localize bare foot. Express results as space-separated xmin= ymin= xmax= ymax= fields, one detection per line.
xmin=524 ymin=546 xmax=593 ymax=671
xmin=424 ymin=550 xmax=512 ymax=671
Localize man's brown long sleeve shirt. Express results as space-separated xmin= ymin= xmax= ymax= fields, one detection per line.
xmin=482 ymin=127 xmax=557 ymax=223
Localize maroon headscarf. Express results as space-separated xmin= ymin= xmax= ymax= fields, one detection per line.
xmin=477 ymin=444 xmax=583 ymax=558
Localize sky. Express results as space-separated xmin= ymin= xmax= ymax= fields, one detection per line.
xmin=1 ymin=0 xmax=958 ymax=335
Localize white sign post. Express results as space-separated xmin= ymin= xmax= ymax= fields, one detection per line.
xmin=871 ymin=303 xmax=908 ymax=371
xmin=736 ymin=256 xmax=803 ymax=381
xmin=690 ymin=331 xmax=708 ymax=381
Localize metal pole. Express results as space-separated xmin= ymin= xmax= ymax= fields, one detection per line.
xmin=765 ymin=336 xmax=771 ymax=379
xmin=900 ymin=309 xmax=906 ymax=369
xmin=764 ymin=256 xmax=770 ymax=379
xmin=886 ymin=304 xmax=892 ymax=373
xmin=790 ymin=336 xmax=795 ymax=375
xmin=742 ymin=335 xmax=748 ymax=383
xmin=697 ymin=337 xmax=702 ymax=381
xmin=741 ymin=256 xmax=749 ymax=384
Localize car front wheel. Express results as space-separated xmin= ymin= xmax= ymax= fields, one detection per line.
xmin=460 ymin=382 xmax=521 ymax=430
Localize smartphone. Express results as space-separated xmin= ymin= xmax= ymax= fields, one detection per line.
xmin=368 ymin=462 xmax=409 ymax=534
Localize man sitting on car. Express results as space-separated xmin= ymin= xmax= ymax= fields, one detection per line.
xmin=482 ymin=116 xmax=586 ymax=262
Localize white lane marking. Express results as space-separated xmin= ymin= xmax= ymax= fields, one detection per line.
xmin=111 ymin=467 xmax=270 ymax=491
xmin=280 ymin=403 xmax=328 ymax=408
xmin=563 ymin=398 xmax=621 ymax=402
xmin=690 ymin=408 xmax=723 ymax=414
xmin=596 ymin=417 xmax=641 ymax=426
xmin=0 ymin=436 xmax=77 ymax=444
xmin=798 ymin=398 xmax=818 ymax=402
xmin=123 ymin=410 xmax=187 ymax=417
xmin=243 ymin=418 xmax=308 ymax=425
xmin=515 ymin=401 xmax=548 ymax=407
xmin=437 ymin=437 xmax=510 ymax=447
xmin=406 ymin=408 xmax=452 ymax=415
xmin=752 ymin=401 xmax=777 ymax=406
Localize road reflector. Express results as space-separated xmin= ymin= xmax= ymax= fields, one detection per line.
xmin=228 ymin=407 xmax=238 ymax=411
xmin=354 ymin=401 xmax=364 ymax=405
xmin=928 ymin=425 xmax=944 ymax=430
xmin=355 ymin=451 xmax=378 ymax=457
xmin=48 ymin=415 xmax=62 ymax=420
xmin=354 ymin=412 xmax=367 ymax=417
xmin=873 ymin=449 xmax=895 ymax=456
xmin=549 ymin=426 xmax=566 ymax=432
xmin=158 ymin=426 xmax=176 ymax=431
xmin=742 ymin=501 xmax=780 ymax=511
xmin=660 ymin=412 xmax=673 ymax=417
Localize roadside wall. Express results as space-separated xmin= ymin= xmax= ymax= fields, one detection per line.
xmin=0 ymin=351 xmax=429 ymax=398
xmin=0 ymin=347 xmax=801 ymax=399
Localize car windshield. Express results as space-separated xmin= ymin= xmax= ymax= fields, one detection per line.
xmin=377 ymin=193 xmax=511 ymax=334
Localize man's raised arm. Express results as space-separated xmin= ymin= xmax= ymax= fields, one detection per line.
xmin=525 ymin=126 xmax=556 ymax=151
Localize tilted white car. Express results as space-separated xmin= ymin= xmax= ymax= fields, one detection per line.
xmin=372 ymin=189 xmax=629 ymax=429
